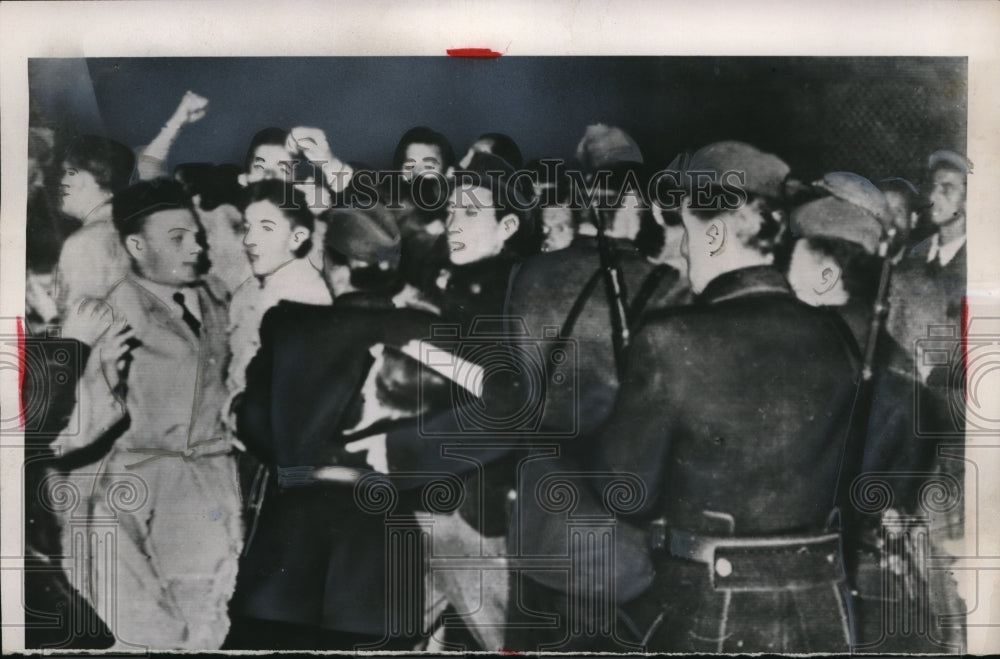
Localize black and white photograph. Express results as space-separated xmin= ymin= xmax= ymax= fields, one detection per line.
xmin=2 ymin=1 xmax=999 ymax=654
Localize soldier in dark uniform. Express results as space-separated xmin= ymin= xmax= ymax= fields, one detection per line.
xmin=225 ymin=205 xmax=436 ymax=651
xmin=592 ymin=142 xmax=863 ymax=653
xmin=786 ymin=173 xmax=950 ymax=653
xmin=502 ymin=162 xmax=692 ymax=652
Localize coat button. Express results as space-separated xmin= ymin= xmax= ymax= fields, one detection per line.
xmin=715 ymin=557 xmax=733 ymax=577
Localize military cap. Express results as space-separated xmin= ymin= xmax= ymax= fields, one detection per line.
xmin=814 ymin=171 xmax=891 ymax=231
xmin=790 ymin=197 xmax=883 ymax=256
xmin=324 ymin=204 xmax=401 ymax=265
xmin=682 ymin=140 xmax=791 ymax=201
xmin=927 ymin=149 xmax=971 ymax=175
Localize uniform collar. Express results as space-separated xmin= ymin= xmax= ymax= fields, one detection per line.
xmin=696 ymin=265 xmax=793 ymax=305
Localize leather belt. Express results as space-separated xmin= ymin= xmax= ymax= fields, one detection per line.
xmin=650 ymin=520 xmax=845 ymax=591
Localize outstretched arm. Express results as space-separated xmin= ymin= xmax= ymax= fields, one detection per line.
xmin=136 ymin=91 xmax=209 ymax=180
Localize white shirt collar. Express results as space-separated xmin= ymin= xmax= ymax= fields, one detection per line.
xmin=926 ymin=232 xmax=966 ymax=267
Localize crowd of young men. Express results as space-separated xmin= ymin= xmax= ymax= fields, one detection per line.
xmin=21 ymin=92 xmax=969 ymax=653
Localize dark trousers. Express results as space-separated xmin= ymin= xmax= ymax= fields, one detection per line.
xmin=625 ymin=558 xmax=853 ymax=653
xmin=224 ymin=616 xmax=418 ymax=651
xmin=503 ymin=574 xmax=646 ymax=652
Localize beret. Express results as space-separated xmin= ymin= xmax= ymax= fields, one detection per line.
xmin=683 ymin=141 xmax=791 ymax=200
xmin=791 ymin=196 xmax=883 ymax=255
xmin=324 ymin=204 xmax=401 ymax=264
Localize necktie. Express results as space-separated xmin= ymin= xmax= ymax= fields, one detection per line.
xmin=173 ymin=291 xmax=201 ymax=337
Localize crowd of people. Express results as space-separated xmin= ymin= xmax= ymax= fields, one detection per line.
xmin=21 ymin=90 xmax=969 ymax=653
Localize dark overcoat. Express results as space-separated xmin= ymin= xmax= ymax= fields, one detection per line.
xmin=233 ymin=297 xmax=439 ymax=638
xmin=593 ymin=265 xmax=863 ymax=653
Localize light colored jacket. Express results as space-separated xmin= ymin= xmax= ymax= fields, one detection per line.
xmin=52 ymin=275 xmax=242 ymax=650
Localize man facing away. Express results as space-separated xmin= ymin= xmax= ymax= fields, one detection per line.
xmin=592 ymin=142 xmax=863 ymax=653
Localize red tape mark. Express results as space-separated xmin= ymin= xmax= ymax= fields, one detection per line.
xmin=447 ymin=48 xmax=503 ymax=58
xmin=961 ymin=295 xmax=969 ymax=404
xmin=16 ymin=316 xmax=26 ymax=429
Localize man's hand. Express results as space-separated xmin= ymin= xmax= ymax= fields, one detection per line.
xmin=344 ymin=434 xmax=388 ymax=473
xmin=62 ymin=298 xmax=116 ymax=346
xmin=98 ymin=319 xmax=137 ymax=382
xmin=168 ymin=90 xmax=209 ymax=127
xmin=286 ymin=126 xmax=335 ymax=165
xmin=287 ymin=126 xmax=353 ymax=192
xmin=26 ymin=274 xmax=59 ymax=325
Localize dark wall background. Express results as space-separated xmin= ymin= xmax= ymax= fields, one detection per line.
xmin=29 ymin=56 xmax=966 ymax=185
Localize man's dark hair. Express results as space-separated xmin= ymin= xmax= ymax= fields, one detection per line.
xmin=243 ymin=179 xmax=315 ymax=258
xmin=803 ymin=236 xmax=881 ymax=304
xmin=112 ymin=178 xmax=195 ymax=240
xmin=476 ymin=132 xmax=523 ymax=170
xmin=453 ymin=170 xmax=541 ymax=260
xmin=688 ymin=193 xmax=786 ymax=257
xmin=244 ymin=127 xmax=289 ymax=173
xmin=392 ymin=126 xmax=455 ymax=172
xmin=64 ymin=135 xmax=136 ymax=194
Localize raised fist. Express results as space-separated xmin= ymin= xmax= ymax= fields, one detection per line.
xmin=169 ymin=90 xmax=209 ymax=127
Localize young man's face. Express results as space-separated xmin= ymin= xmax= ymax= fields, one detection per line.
xmin=248 ymin=144 xmax=293 ymax=183
xmin=883 ymin=189 xmax=916 ymax=236
xmin=243 ymin=199 xmax=309 ymax=277
xmin=402 ymin=143 xmax=444 ymax=182
xmin=928 ymin=167 xmax=966 ymax=227
xmin=540 ymin=205 xmax=575 ymax=253
xmin=445 ymin=185 xmax=515 ymax=266
xmin=60 ymin=162 xmax=109 ymax=221
xmin=128 ymin=208 xmax=204 ymax=286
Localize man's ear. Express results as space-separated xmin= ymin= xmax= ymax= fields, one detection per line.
xmin=290 ymin=226 xmax=311 ymax=249
xmin=124 ymin=234 xmax=145 ymax=261
xmin=813 ymin=262 xmax=842 ymax=297
xmin=498 ymin=213 xmax=519 ymax=243
xmin=704 ymin=218 xmax=726 ymax=257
